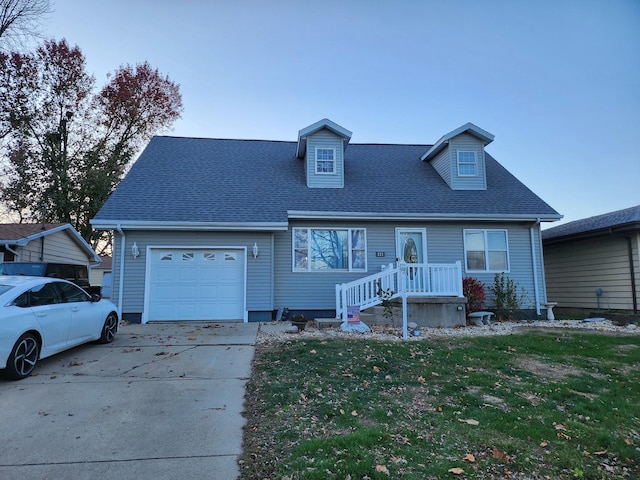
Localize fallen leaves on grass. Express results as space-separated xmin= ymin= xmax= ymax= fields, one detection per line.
xmin=448 ymin=467 xmax=465 ymax=475
xmin=492 ymin=447 xmax=511 ymax=462
xmin=459 ymin=418 xmax=479 ymax=425
xmin=375 ymin=464 xmax=389 ymax=475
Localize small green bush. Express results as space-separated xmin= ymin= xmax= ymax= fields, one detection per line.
xmin=489 ymin=272 xmax=527 ymax=319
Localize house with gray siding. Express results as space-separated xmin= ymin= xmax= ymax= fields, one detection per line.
xmin=542 ymin=205 xmax=640 ymax=315
xmin=91 ymin=119 xmax=561 ymax=323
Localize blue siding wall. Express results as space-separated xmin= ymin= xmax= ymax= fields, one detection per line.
xmin=113 ymin=230 xmax=273 ymax=317
xmin=450 ymin=133 xmax=487 ymax=190
xmin=305 ymin=130 xmax=345 ymax=188
xmin=430 ymin=147 xmax=452 ymax=187
xmin=273 ymin=220 xmax=545 ymax=312
xmin=111 ymin=221 xmax=546 ymax=319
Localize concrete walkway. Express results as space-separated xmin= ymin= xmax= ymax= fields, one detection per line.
xmin=0 ymin=321 xmax=259 ymax=480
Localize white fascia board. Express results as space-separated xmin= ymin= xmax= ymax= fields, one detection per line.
xmin=296 ymin=118 xmax=353 ymax=158
xmin=90 ymin=220 xmax=290 ymax=231
xmin=287 ymin=210 xmax=562 ymax=222
xmin=421 ymin=122 xmax=495 ymax=162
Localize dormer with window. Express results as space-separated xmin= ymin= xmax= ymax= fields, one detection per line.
xmin=296 ymin=119 xmax=352 ymax=188
xmin=421 ymin=123 xmax=494 ymax=190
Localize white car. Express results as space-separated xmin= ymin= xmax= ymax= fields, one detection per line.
xmin=0 ymin=276 xmax=118 ymax=380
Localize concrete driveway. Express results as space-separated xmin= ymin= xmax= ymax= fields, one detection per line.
xmin=0 ymin=321 xmax=259 ymax=480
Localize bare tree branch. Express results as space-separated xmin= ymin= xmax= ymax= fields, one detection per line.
xmin=0 ymin=0 xmax=51 ymax=52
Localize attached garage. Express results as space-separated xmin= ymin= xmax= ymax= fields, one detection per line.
xmin=145 ymin=248 xmax=246 ymax=322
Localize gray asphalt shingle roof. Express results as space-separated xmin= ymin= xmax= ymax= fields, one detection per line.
xmin=542 ymin=204 xmax=640 ymax=241
xmin=93 ymin=136 xmax=560 ymax=225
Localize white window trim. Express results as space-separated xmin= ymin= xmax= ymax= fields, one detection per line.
xmin=463 ymin=229 xmax=510 ymax=272
xmin=292 ymin=227 xmax=367 ymax=272
xmin=457 ymin=150 xmax=477 ymax=177
xmin=315 ymin=147 xmax=336 ymax=175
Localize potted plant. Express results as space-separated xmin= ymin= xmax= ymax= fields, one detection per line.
xmin=291 ymin=314 xmax=307 ymax=331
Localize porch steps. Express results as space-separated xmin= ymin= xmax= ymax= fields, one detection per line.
xmin=314 ymin=318 xmax=341 ymax=329
xmin=315 ymin=313 xmax=375 ymax=330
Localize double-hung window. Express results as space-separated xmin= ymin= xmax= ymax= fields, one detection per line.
xmin=315 ymin=148 xmax=335 ymax=174
xmin=293 ymin=228 xmax=366 ymax=272
xmin=457 ymin=151 xmax=477 ymax=176
xmin=464 ymin=229 xmax=509 ymax=272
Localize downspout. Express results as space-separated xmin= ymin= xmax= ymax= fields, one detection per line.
xmin=116 ymin=225 xmax=126 ymax=319
xmin=270 ymin=232 xmax=275 ymax=313
xmin=625 ymin=235 xmax=638 ymax=313
xmin=2 ymin=243 xmax=21 ymax=260
xmin=530 ymin=219 xmax=541 ymax=315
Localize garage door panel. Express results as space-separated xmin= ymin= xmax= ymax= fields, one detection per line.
xmin=148 ymin=248 xmax=245 ymax=321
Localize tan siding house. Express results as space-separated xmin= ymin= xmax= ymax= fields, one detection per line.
xmin=0 ymin=223 xmax=100 ymax=265
xmin=542 ymin=206 xmax=640 ymax=315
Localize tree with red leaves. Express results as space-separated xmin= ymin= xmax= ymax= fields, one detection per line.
xmin=0 ymin=38 xmax=183 ymax=251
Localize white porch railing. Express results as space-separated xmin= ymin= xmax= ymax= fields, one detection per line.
xmin=335 ymin=261 xmax=463 ymax=338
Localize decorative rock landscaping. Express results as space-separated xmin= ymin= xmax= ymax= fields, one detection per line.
xmin=257 ymin=318 xmax=640 ymax=344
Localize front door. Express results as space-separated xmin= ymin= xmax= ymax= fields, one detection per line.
xmin=395 ymin=228 xmax=428 ymax=291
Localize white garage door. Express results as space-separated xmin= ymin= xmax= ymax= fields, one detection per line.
xmin=148 ymin=249 xmax=245 ymax=321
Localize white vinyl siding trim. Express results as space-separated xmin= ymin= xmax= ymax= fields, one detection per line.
xmin=464 ymin=229 xmax=510 ymax=272
xmin=292 ymin=227 xmax=367 ymax=272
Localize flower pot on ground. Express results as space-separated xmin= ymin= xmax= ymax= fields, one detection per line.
xmin=291 ymin=314 xmax=307 ymax=331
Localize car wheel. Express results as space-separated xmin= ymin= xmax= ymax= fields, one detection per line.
xmin=98 ymin=313 xmax=118 ymax=344
xmin=4 ymin=333 xmax=40 ymax=380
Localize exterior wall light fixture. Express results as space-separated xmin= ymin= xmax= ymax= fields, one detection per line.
xmin=131 ymin=242 xmax=140 ymax=258
xmin=252 ymin=242 xmax=259 ymax=258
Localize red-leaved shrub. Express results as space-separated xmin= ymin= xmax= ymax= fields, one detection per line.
xmin=463 ymin=277 xmax=486 ymax=313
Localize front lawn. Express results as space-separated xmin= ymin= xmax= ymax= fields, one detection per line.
xmin=240 ymin=330 xmax=640 ymax=479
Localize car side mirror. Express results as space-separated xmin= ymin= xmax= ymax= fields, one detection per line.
xmin=91 ymin=294 xmax=101 ymax=303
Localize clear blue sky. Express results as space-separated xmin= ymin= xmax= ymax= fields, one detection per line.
xmin=45 ymin=0 xmax=639 ymax=228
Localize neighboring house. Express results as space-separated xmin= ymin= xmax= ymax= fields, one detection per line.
xmin=0 ymin=223 xmax=100 ymax=266
xmin=90 ymin=255 xmax=113 ymax=295
xmin=91 ymin=119 xmax=561 ymax=323
xmin=542 ymin=205 xmax=640 ymax=315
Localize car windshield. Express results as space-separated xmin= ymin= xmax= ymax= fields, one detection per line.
xmin=0 ymin=263 xmax=46 ymax=276
xmin=0 ymin=284 xmax=16 ymax=295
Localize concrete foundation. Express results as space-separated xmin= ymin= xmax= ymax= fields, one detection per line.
xmin=367 ymin=296 xmax=468 ymax=328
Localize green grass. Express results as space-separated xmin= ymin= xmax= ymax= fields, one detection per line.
xmin=240 ymin=330 xmax=640 ymax=479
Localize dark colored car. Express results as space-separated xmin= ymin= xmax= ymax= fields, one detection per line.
xmin=0 ymin=262 xmax=90 ymax=290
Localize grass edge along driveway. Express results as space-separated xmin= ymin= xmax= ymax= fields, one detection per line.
xmin=240 ymin=330 xmax=640 ymax=480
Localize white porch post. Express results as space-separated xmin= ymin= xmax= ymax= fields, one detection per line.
xmin=399 ymin=262 xmax=408 ymax=339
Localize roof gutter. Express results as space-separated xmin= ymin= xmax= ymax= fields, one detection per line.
xmin=287 ymin=211 xmax=562 ymax=222
xmin=91 ymin=220 xmax=289 ymax=232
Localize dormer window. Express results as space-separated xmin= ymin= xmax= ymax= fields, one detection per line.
xmin=457 ymin=151 xmax=477 ymax=176
xmin=316 ymin=148 xmax=336 ymax=174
